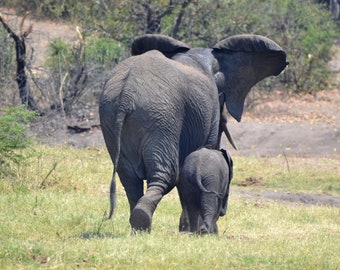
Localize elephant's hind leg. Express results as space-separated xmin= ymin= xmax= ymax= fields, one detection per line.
xmin=130 ymin=170 xmax=176 ymax=232
xmin=129 ymin=142 xmax=178 ymax=232
xmin=200 ymin=193 xmax=219 ymax=234
xmin=117 ymin=161 xmax=144 ymax=218
xmin=130 ymin=186 xmax=164 ymax=232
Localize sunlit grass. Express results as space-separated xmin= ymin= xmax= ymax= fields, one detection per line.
xmin=0 ymin=144 xmax=339 ymax=269
xmin=233 ymin=155 xmax=340 ymax=194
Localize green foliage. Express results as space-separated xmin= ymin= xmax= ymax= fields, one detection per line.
xmin=46 ymin=37 xmax=74 ymax=69
xmin=268 ymin=0 xmax=336 ymax=92
xmin=46 ymin=36 xmax=123 ymax=69
xmin=85 ymin=37 xmax=123 ymax=67
xmin=0 ymin=106 xmax=37 ymax=175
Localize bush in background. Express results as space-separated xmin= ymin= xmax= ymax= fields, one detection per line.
xmin=0 ymin=105 xmax=37 ymax=176
xmin=85 ymin=37 xmax=123 ymax=68
xmin=42 ymin=36 xmax=119 ymax=115
xmin=272 ymin=1 xmax=336 ymax=92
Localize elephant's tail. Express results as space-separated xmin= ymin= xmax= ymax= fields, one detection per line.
xmin=195 ymin=174 xmax=224 ymax=199
xmin=107 ymin=109 xmax=127 ymax=220
xmin=102 ymin=80 xmax=137 ymax=220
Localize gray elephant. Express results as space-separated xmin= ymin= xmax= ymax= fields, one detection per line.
xmin=178 ymin=147 xmax=233 ymax=234
xmin=99 ymin=34 xmax=287 ymax=232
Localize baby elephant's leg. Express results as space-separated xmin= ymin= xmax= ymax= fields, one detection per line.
xmin=200 ymin=193 xmax=219 ymax=234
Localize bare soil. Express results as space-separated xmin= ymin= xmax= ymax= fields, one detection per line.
xmin=2 ymin=9 xmax=339 ymax=206
xmin=222 ymin=89 xmax=340 ymax=159
xmin=235 ymin=189 xmax=340 ymax=207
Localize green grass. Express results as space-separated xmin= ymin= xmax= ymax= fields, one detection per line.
xmin=234 ymin=155 xmax=340 ymax=194
xmin=0 ymin=144 xmax=339 ymax=269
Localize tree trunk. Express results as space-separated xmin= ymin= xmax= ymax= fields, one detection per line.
xmin=0 ymin=13 xmax=40 ymax=112
xmin=13 ymin=34 xmax=38 ymax=110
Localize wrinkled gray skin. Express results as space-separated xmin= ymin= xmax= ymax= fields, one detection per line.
xmin=99 ymin=34 xmax=287 ymax=232
xmin=178 ymin=148 xmax=233 ymax=234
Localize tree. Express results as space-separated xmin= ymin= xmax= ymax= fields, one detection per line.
xmin=0 ymin=12 xmax=40 ymax=112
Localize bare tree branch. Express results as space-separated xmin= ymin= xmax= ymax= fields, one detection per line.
xmin=63 ymin=26 xmax=87 ymax=115
xmin=133 ymin=0 xmax=177 ymax=34
xmin=172 ymin=0 xmax=192 ymax=38
xmin=0 ymin=12 xmax=40 ymax=112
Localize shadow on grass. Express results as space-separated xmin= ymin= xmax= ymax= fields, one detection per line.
xmin=78 ymin=231 xmax=119 ymax=239
xmin=77 ymin=212 xmax=128 ymax=239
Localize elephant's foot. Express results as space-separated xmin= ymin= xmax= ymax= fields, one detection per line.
xmin=129 ymin=186 xmax=165 ymax=233
xmin=179 ymin=211 xmax=190 ymax=232
xmin=199 ymin=222 xmax=218 ymax=235
xmin=130 ymin=206 xmax=152 ymax=232
xmin=199 ymin=224 xmax=209 ymax=235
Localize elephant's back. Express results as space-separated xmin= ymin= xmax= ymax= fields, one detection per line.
xmin=101 ymin=50 xmax=216 ymax=104
xmin=114 ymin=51 xmax=218 ymax=130
xmin=182 ymin=148 xmax=228 ymax=176
xmin=130 ymin=51 xmax=214 ymax=97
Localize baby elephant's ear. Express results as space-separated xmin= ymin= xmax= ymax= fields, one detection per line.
xmin=131 ymin=34 xmax=190 ymax=58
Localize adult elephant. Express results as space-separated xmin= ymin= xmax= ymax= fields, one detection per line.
xmin=99 ymin=34 xmax=287 ymax=232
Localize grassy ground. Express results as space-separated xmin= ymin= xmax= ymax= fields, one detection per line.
xmin=0 ymin=145 xmax=339 ymax=269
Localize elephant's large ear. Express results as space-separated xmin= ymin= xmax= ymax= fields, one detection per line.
xmin=213 ymin=34 xmax=288 ymax=122
xmin=131 ymin=34 xmax=190 ymax=58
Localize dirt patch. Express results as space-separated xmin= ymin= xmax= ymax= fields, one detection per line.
xmin=237 ymin=177 xmax=264 ymax=187
xmin=222 ymin=89 xmax=340 ymax=159
xmin=234 ymin=189 xmax=340 ymax=207
xmin=242 ymin=89 xmax=340 ymax=124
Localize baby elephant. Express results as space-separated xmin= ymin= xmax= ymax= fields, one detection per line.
xmin=178 ymin=147 xmax=233 ymax=234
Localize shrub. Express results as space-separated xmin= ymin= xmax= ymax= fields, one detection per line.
xmin=46 ymin=37 xmax=74 ymax=69
xmin=270 ymin=0 xmax=337 ymax=92
xmin=85 ymin=37 xmax=123 ymax=68
xmin=0 ymin=105 xmax=37 ymax=175
xmin=43 ymin=36 xmax=119 ymax=114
